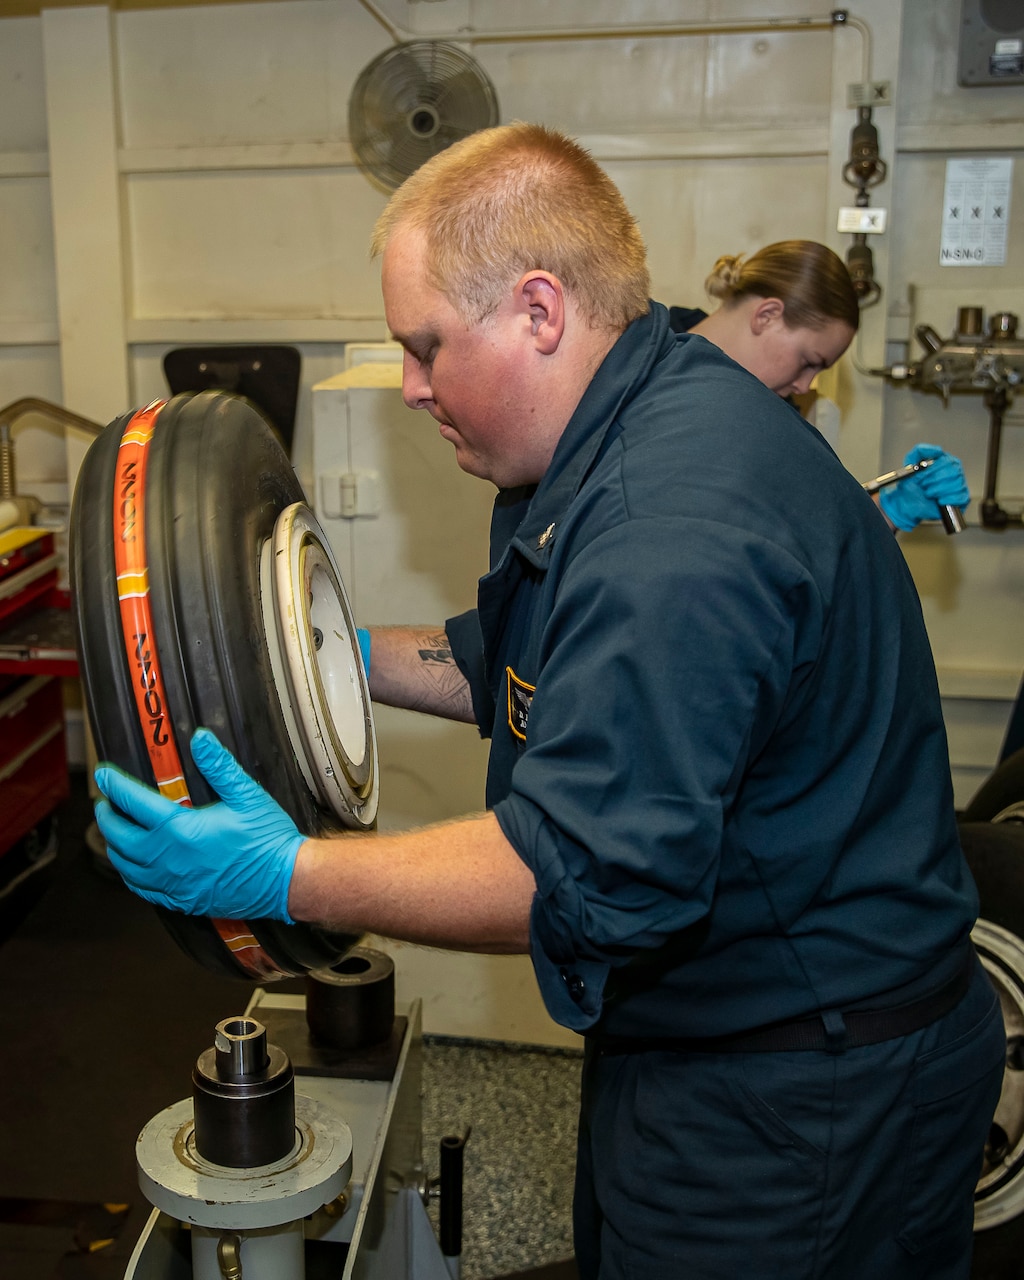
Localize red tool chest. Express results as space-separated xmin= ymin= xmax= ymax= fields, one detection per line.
xmin=0 ymin=527 xmax=71 ymax=862
xmin=0 ymin=673 xmax=68 ymax=859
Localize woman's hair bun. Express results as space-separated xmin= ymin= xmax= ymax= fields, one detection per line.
xmin=704 ymin=253 xmax=745 ymax=299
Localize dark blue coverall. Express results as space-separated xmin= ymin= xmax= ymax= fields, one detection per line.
xmin=447 ymin=303 xmax=1003 ymax=1279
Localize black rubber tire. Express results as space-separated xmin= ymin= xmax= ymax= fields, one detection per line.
xmin=961 ymin=821 xmax=1024 ymax=1277
xmin=70 ymin=391 xmax=362 ymax=980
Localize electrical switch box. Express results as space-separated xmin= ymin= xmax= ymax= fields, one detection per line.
xmin=959 ymin=0 xmax=1024 ymax=86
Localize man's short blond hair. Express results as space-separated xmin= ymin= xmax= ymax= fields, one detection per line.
xmin=371 ymin=121 xmax=650 ymax=331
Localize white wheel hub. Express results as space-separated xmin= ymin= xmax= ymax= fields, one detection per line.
xmin=260 ymin=503 xmax=378 ymax=829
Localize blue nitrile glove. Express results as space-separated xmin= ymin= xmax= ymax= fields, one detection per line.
xmin=357 ymin=627 xmax=371 ymax=677
xmin=93 ymin=728 xmax=303 ymax=922
xmin=879 ymin=443 xmax=971 ymax=531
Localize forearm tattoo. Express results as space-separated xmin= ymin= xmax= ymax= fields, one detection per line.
xmin=417 ymin=632 xmax=453 ymax=666
xmin=412 ymin=630 xmax=475 ymax=720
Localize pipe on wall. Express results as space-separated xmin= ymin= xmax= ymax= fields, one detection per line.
xmin=355 ymin=2 xmax=871 ymax=82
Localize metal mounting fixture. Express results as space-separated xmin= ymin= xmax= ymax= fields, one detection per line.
xmin=869 ymin=308 xmax=1024 ymax=529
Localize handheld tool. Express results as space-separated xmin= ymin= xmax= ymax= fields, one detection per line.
xmin=862 ymin=458 xmax=965 ymax=534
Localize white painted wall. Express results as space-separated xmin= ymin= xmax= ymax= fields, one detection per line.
xmin=884 ymin=0 xmax=1024 ymax=804
xmin=1 ymin=0 xmax=1021 ymax=1040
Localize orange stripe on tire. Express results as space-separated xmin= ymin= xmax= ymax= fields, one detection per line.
xmin=112 ymin=402 xmax=284 ymax=980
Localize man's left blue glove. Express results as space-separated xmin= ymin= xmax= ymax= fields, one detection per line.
xmin=879 ymin=443 xmax=970 ymax=531
xmin=93 ymin=728 xmax=303 ymax=922
xmin=357 ymin=627 xmax=371 ymax=677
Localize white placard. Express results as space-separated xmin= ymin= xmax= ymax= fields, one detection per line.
xmin=837 ymin=207 xmax=887 ymax=234
xmin=940 ymin=157 xmax=1013 ymax=266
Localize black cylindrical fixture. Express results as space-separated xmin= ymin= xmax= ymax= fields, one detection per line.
xmin=850 ymin=109 xmax=880 ymax=175
xmin=846 ymin=239 xmax=877 ymax=300
xmin=192 ymin=1017 xmax=296 ymax=1168
xmin=983 ymin=388 xmax=1007 ymax=510
xmin=439 ymin=1130 xmax=470 ymax=1259
xmin=306 ymin=946 xmax=396 ymax=1050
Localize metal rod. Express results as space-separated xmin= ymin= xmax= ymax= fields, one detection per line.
xmin=983 ymin=389 xmax=1006 ymax=510
xmin=0 ymin=396 xmax=104 ymax=437
xmin=353 ymin=0 xmax=855 ymax=62
xmin=439 ymin=1129 xmax=471 ymax=1260
xmin=861 ymin=457 xmax=936 ymax=494
xmin=862 ymin=458 xmax=964 ymax=534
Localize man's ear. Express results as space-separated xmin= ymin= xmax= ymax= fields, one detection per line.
xmin=519 ymin=273 xmax=565 ymax=354
xmin=750 ymin=296 xmax=785 ymax=335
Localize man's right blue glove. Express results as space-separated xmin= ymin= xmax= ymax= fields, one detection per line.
xmin=357 ymin=627 xmax=371 ymax=676
xmin=94 ymin=728 xmax=303 ymax=922
xmin=880 ymin=443 xmax=970 ymax=531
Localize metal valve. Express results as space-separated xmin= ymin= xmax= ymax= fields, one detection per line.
xmin=866 ymin=309 xmax=1024 ymax=529
xmin=907 ymin=309 xmax=1024 ymax=406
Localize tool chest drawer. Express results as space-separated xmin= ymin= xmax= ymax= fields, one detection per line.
xmin=0 ymin=673 xmax=68 ymax=860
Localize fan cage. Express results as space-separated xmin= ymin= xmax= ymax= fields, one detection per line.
xmin=349 ymin=41 xmax=500 ymax=192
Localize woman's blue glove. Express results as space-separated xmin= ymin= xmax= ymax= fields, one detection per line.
xmin=879 ymin=443 xmax=970 ymax=531
xmin=357 ymin=627 xmax=371 ymax=677
xmin=93 ymin=728 xmax=303 ymax=922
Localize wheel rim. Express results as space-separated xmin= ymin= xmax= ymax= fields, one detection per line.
xmin=261 ymin=503 xmax=378 ymax=828
xmin=973 ymin=917 xmax=1024 ymax=1230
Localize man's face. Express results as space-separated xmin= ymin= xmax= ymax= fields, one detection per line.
xmin=382 ymin=226 xmax=547 ymax=489
xmin=749 ymin=316 xmax=855 ymax=398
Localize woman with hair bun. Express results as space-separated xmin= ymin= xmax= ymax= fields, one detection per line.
xmin=669 ymin=239 xmax=969 ymax=531
xmin=671 ymin=240 xmax=859 ymax=397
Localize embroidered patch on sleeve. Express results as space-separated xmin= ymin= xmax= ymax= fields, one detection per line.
xmin=506 ymin=666 xmax=535 ymax=741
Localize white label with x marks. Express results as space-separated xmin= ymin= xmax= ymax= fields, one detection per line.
xmin=940 ymin=156 xmax=1012 ymax=266
xmin=837 ymin=207 xmax=888 ymax=234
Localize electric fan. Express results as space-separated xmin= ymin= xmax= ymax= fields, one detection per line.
xmin=348 ymin=41 xmax=499 ymax=192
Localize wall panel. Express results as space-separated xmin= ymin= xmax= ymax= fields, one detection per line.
xmin=127 ymin=168 xmax=387 ymax=318
xmin=0 ymin=175 xmax=58 ymax=325
xmin=0 ymin=15 xmax=47 ymax=150
xmin=622 ymin=154 xmax=830 ymax=304
xmin=116 ymin=1 xmax=384 ymax=147
xmin=885 ymin=2 xmax=1024 ymax=798
xmin=0 ymin=16 xmax=59 ymax=403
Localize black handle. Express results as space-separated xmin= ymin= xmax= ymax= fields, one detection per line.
xmin=439 ymin=1128 xmax=471 ymax=1258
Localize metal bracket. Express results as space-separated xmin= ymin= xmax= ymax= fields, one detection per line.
xmin=319 ymin=471 xmax=381 ymax=520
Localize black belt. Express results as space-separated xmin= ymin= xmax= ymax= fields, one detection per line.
xmin=592 ymin=945 xmax=975 ymax=1055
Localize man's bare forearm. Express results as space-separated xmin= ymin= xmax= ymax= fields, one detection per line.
xmin=365 ymin=625 xmax=477 ymax=723
xmin=288 ymin=811 xmax=534 ymax=952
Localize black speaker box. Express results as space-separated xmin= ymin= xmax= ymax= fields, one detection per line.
xmin=958 ymin=0 xmax=1024 ymax=86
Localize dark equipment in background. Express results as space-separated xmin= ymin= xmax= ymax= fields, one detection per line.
xmin=958 ymin=701 xmax=1024 ymax=1270
xmin=958 ymin=0 xmax=1024 ymax=87
xmin=163 ymin=345 xmax=301 ymax=455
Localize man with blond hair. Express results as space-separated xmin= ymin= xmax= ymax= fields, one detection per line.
xmin=97 ymin=122 xmax=1002 ymax=1279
